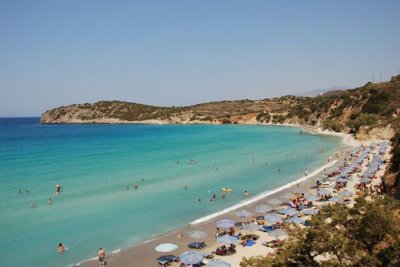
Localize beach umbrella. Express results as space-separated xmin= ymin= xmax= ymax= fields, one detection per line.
xmin=268 ymin=229 xmax=287 ymax=239
xmin=264 ymin=213 xmax=282 ymax=222
xmin=292 ymin=187 xmax=306 ymax=194
xmin=155 ymin=243 xmax=178 ymax=253
xmin=217 ymin=234 xmax=238 ymax=245
xmin=329 ymin=196 xmax=343 ymax=203
xmin=317 ymin=189 xmax=330 ymax=195
xmin=234 ymin=209 xmax=253 ymax=218
xmin=339 ymin=190 xmax=353 ymax=197
xmin=180 ymin=251 xmax=204 ymax=265
xmin=286 ymin=216 xmax=306 ymax=224
xmin=360 ymin=177 xmax=372 ymax=183
xmin=304 ymin=194 xmax=318 ymax=201
xmin=267 ymin=198 xmax=282 ymax=205
xmin=242 ymin=223 xmax=263 ymax=231
xmin=216 ymin=219 xmax=235 ymax=228
xmin=303 ymin=209 xmax=319 ymax=215
xmin=279 ymin=192 xmax=292 ymax=199
xmin=255 ymin=204 xmax=273 ymax=213
xmin=187 ymin=231 xmax=208 ymax=240
xmin=206 ymin=259 xmax=231 ymax=267
xmin=280 ymin=208 xmax=299 ymax=217
xmin=336 ymin=177 xmax=347 ymax=183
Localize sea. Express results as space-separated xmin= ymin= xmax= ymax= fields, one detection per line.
xmin=0 ymin=118 xmax=343 ymax=267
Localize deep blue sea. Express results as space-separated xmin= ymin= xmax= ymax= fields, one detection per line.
xmin=0 ymin=118 xmax=342 ymax=266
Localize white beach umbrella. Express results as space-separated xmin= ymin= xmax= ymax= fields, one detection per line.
xmin=329 ymin=196 xmax=343 ymax=203
xmin=155 ymin=243 xmax=178 ymax=253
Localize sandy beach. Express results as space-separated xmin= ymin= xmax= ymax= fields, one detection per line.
xmin=77 ymin=128 xmax=392 ymax=267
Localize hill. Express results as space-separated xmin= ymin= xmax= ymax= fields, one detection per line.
xmin=41 ymin=75 xmax=400 ymax=140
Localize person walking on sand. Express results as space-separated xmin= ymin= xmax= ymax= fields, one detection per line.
xmin=98 ymin=247 xmax=106 ymax=266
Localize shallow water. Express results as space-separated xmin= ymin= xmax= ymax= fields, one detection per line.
xmin=0 ymin=118 xmax=342 ymax=266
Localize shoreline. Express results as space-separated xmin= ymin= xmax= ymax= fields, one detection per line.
xmin=79 ymin=127 xmax=360 ymax=267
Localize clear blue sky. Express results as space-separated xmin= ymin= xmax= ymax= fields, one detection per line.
xmin=1 ymin=0 xmax=399 ymax=116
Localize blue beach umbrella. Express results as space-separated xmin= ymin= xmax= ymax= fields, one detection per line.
xmin=268 ymin=229 xmax=287 ymax=239
xmin=360 ymin=177 xmax=372 ymax=183
xmin=317 ymin=189 xmax=331 ymax=195
xmin=329 ymin=196 xmax=343 ymax=203
xmin=339 ymin=190 xmax=353 ymax=197
xmin=336 ymin=177 xmax=348 ymax=183
xmin=255 ymin=204 xmax=273 ymax=213
xmin=217 ymin=234 xmax=238 ymax=245
xmin=155 ymin=243 xmax=178 ymax=253
xmin=216 ymin=219 xmax=235 ymax=228
xmin=281 ymin=208 xmax=299 ymax=217
xmin=180 ymin=251 xmax=205 ymax=265
xmin=304 ymin=194 xmax=318 ymax=201
xmin=264 ymin=213 xmax=282 ymax=222
xmin=242 ymin=223 xmax=263 ymax=231
xmin=286 ymin=216 xmax=305 ymax=224
xmin=206 ymin=259 xmax=231 ymax=267
xmin=303 ymin=209 xmax=319 ymax=215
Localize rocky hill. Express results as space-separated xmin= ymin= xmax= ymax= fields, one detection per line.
xmin=41 ymin=75 xmax=400 ymax=140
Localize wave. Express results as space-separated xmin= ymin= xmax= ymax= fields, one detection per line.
xmin=190 ymin=159 xmax=338 ymax=225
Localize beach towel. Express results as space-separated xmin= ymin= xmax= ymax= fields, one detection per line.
xmin=245 ymin=239 xmax=256 ymax=247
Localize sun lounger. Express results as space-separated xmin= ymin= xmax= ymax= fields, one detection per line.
xmin=187 ymin=241 xmax=207 ymax=249
xmin=156 ymin=255 xmax=179 ymax=266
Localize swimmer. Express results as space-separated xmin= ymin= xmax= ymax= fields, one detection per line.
xmin=278 ymin=169 xmax=281 ymax=174
xmin=244 ymin=190 xmax=249 ymax=197
xmin=198 ymin=198 xmax=201 ymax=203
xmin=126 ymin=185 xmax=129 ymax=191
xmin=18 ymin=189 xmax=22 ymax=194
xmin=141 ymin=178 xmax=144 ymax=182
xmin=55 ymin=184 xmax=61 ymax=195
xmin=184 ymin=185 xmax=188 ymax=189
xmin=31 ymin=202 xmax=37 ymax=208
xmin=265 ymin=161 xmax=268 ymax=166
xmin=58 ymin=243 xmax=65 ymax=253
xmin=134 ymin=184 xmax=138 ymax=190
xmin=48 ymin=198 xmax=53 ymax=205
xmin=304 ymin=169 xmax=308 ymax=176
xmin=222 ymin=194 xmax=226 ymax=199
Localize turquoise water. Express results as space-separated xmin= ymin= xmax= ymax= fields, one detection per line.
xmin=0 ymin=118 xmax=342 ymax=266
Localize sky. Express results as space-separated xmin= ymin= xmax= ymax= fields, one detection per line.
xmin=1 ymin=0 xmax=399 ymax=116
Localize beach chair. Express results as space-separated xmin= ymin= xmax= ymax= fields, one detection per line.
xmin=187 ymin=241 xmax=207 ymax=249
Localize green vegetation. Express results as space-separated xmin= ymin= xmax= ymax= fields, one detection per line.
xmin=240 ymin=196 xmax=400 ymax=267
